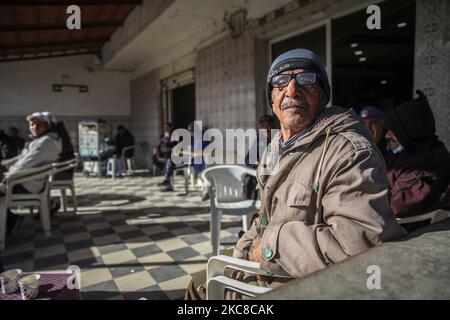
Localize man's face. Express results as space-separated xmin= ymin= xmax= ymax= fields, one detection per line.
xmin=28 ymin=119 xmax=49 ymax=138
xmin=163 ymin=124 xmax=172 ymax=133
xmin=362 ymin=118 xmax=383 ymax=144
xmin=385 ymin=130 xmax=401 ymax=151
xmin=271 ymin=69 xmax=324 ymax=135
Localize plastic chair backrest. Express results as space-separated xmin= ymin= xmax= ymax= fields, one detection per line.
xmin=121 ymin=145 xmax=135 ymax=158
xmin=6 ymin=163 xmax=54 ymax=184
xmin=5 ymin=163 xmax=54 ymax=201
xmin=203 ymin=165 xmax=256 ymax=203
xmin=53 ymin=158 xmax=78 ymax=175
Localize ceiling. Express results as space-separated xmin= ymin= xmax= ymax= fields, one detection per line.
xmin=0 ymin=0 xmax=141 ymax=63
xmin=102 ymin=0 xmax=293 ymax=73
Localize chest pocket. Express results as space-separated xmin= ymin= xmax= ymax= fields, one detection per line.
xmin=272 ymin=180 xmax=316 ymax=224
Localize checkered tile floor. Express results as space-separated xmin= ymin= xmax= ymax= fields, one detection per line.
xmin=1 ymin=173 xmax=243 ymax=300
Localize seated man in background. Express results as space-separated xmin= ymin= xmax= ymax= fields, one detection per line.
xmin=186 ymin=48 xmax=405 ymax=300
xmin=359 ymin=105 xmax=388 ymax=157
xmin=42 ymin=112 xmax=75 ymax=180
xmin=9 ymin=127 xmax=26 ymax=154
xmin=45 ymin=112 xmax=75 ymax=214
xmin=0 ymin=112 xmax=62 ymax=233
xmin=0 ymin=129 xmax=17 ymax=160
xmin=156 ymin=123 xmax=177 ymax=191
xmin=243 ymin=115 xmax=277 ymax=201
xmin=114 ymin=125 xmax=135 ymax=159
xmin=384 ymin=90 xmax=450 ymax=229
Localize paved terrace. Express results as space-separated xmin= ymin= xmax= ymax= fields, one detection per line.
xmin=0 ymin=173 xmax=242 ymax=300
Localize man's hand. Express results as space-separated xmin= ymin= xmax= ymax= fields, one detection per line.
xmin=249 ymin=241 xmax=262 ymax=262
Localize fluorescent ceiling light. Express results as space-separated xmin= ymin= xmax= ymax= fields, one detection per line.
xmin=397 ymin=22 xmax=407 ymax=28
xmin=359 ymin=57 xmax=367 ymax=62
xmin=350 ymin=43 xmax=358 ymax=48
xmin=354 ymin=50 xmax=363 ymax=56
xmin=380 ymin=80 xmax=388 ymax=85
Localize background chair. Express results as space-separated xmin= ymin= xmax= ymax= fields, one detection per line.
xmin=201 ymin=165 xmax=261 ymax=256
xmin=51 ymin=157 xmax=78 ymax=213
xmin=106 ymin=145 xmax=135 ymax=179
xmin=0 ymin=164 xmax=54 ymax=251
xmin=122 ymin=145 xmax=136 ymax=173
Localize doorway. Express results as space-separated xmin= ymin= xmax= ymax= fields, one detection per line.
xmin=171 ymin=83 xmax=196 ymax=130
xmin=332 ymin=0 xmax=416 ymax=112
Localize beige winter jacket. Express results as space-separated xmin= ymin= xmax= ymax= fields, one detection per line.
xmin=233 ymin=106 xmax=406 ymax=279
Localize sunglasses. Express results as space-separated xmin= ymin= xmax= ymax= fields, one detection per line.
xmin=271 ymin=72 xmax=317 ymax=88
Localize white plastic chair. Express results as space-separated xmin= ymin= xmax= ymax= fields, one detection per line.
xmin=51 ymin=158 xmax=78 ymax=213
xmin=0 ymin=164 xmax=54 ymax=251
xmin=106 ymin=157 xmax=126 ymax=179
xmin=122 ymin=145 xmax=136 ymax=173
xmin=106 ymin=145 xmax=135 ymax=179
xmin=1 ymin=156 xmax=19 ymax=167
xmin=206 ymin=254 xmax=293 ymax=299
xmin=201 ymin=165 xmax=261 ymax=256
xmin=396 ymin=208 xmax=450 ymax=225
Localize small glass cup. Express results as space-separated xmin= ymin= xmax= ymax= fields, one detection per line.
xmin=0 ymin=269 xmax=22 ymax=294
xmin=18 ymin=274 xmax=40 ymax=300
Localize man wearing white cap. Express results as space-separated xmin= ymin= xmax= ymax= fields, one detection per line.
xmin=2 ymin=112 xmax=62 ymax=193
xmin=0 ymin=112 xmax=62 ymax=233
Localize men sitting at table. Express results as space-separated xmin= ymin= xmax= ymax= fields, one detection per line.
xmin=384 ymin=90 xmax=450 ymax=230
xmin=0 ymin=112 xmax=62 ymax=234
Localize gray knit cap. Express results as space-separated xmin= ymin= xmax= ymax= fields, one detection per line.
xmin=266 ymin=48 xmax=330 ymax=107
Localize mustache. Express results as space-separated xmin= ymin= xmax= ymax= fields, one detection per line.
xmin=281 ymin=98 xmax=308 ymax=110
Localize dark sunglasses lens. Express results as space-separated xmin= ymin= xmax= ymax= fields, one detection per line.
xmin=296 ymin=73 xmax=316 ymax=85
xmin=272 ymin=75 xmax=291 ymax=87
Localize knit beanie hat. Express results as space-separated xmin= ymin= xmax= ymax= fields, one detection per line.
xmin=266 ymin=48 xmax=330 ymax=107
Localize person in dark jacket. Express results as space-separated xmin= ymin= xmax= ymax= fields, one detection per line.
xmin=0 ymin=129 xmax=18 ymax=160
xmin=114 ymin=125 xmax=135 ymax=159
xmin=9 ymin=127 xmax=25 ymax=153
xmin=384 ymin=90 xmax=450 ymax=228
xmin=45 ymin=114 xmax=75 ymax=180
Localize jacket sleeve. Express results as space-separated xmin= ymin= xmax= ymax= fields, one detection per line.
xmin=233 ymin=216 xmax=259 ymax=259
xmin=6 ymin=138 xmax=58 ymax=177
xmin=259 ymin=148 xmax=405 ymax=278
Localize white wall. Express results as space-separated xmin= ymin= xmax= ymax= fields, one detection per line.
xmin=0 ymin=54 xmax=131 ymax=117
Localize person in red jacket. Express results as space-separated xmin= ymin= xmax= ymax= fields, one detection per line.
xmin=384 ymin=90 xmax=450 ymax=230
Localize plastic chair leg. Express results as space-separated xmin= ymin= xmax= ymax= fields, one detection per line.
xmin=211 ymin=209 xmax=222 ymax=256
xmin=70 ymin=185 xmax=77 ymax=213
xmin=60 ymin=189 xmax=67 ymax=213
xmin=39 ymin=197 xmax=51 ymax=238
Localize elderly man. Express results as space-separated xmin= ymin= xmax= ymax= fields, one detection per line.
xmin=0 ymin=112 xmax=62 ymax=233
xmin=185 ymin=48 xmax=405 ymax=300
